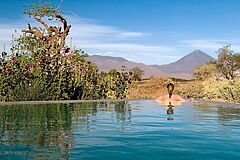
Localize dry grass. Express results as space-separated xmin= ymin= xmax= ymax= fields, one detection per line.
xmin=128 ymin=76 xmax=191 ymax=99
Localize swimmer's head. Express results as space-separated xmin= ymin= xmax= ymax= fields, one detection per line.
xmin=167 ymin=83 xmax=174 ymax=99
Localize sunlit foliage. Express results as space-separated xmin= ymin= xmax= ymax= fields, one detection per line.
xmin=0 ymin=2 xmax=132 ymax=101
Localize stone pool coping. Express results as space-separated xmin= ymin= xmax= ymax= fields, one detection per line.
xmin=0 ymin=98 xmax=238 ymax=106
xmin=0 ymin=98 xmax=152 ymax=106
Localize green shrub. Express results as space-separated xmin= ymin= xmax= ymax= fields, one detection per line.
xmin=178 ymin=78 xmax=240 ymax=103
xmin=0 ymin=2 xmax=132 ymax=101
xmin=176 ymin=81 xmax=205 ymax=99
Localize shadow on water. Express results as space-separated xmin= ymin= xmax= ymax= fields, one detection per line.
xmin=0 ymin=101 xmax=130 ymax=159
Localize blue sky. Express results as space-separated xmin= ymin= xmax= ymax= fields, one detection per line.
xmin=1 ymin=0 xmax=240 ymax=64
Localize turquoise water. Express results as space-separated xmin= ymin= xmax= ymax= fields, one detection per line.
xmin=0 ymin=100 xmax=240 ymax=160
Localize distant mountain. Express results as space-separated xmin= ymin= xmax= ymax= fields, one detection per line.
xmin=86 ymin=55 xmax=166 ymax=77
xmin=150 ymin=50 xmax=215 ymax=78
xmin=86 ymin=50 xmax=215 ymax=79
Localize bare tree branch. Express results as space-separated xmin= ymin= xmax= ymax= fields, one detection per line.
xmin=33 ymin=16 xmax=49 ymax=31
xmin=56 ymin=14 xmax=68 ymax=30
xmin=22 ymin=29 xmax=35 ymax=34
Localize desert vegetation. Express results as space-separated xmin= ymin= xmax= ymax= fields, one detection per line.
xmin=0 ymin=2 xmax=132 ymax=101
xmin=128 ymin=76 xmax=189 ymax=99
xmin=0 ymin=2 xmax=239 ymax=103
xmin=130 ymin=67 xmax=144 ymax=81
xmin=129 ymin=45 xmax=240 ymax=103
xmin=177 ymin=45 xmax=240 ymax=103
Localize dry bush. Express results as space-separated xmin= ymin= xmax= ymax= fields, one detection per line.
xmin=128 ymin=77 xmax=186 ymax=99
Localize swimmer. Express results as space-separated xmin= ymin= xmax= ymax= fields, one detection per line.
xmin=167 ymin=83 xmax=174 ymax=98
xmin=156 ymin=83 xmax=185 ymax=105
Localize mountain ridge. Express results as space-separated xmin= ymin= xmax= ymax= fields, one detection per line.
xmin=150 ymin=50 xmax=215 ymax=76
xmin=86 ymin=50 xmax=215 ymax=79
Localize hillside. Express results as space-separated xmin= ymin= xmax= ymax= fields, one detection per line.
xmin=150 ymin=50 xmax=215 ymax=78
xmin=86 ymin=55 xmax=166 ymax=77
xmin=86 ymin=50 xmax=215 ymax=79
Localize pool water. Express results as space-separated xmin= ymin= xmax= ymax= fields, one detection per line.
xmin=0 ymin=100 xmax=240 ymax=160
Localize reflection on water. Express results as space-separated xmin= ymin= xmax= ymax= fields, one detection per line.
xmin=0 ymin=101 xmax=130 ymax=159
xmin=0 ymin=100 xmax=240 ymax=159
xmin=194 ymin=102 xmax=240 ymax=127
xmin=167 ymin=102 xmax=174 ymax=120
xmin=0 ymin=104 xmax=73 ymax=159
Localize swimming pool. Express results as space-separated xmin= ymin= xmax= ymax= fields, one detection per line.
xmin=0 ymin=100 xmax=240 ymax=159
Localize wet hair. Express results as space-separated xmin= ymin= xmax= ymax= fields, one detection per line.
xmin=167 ymin=83 xmax=174 ymax=98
